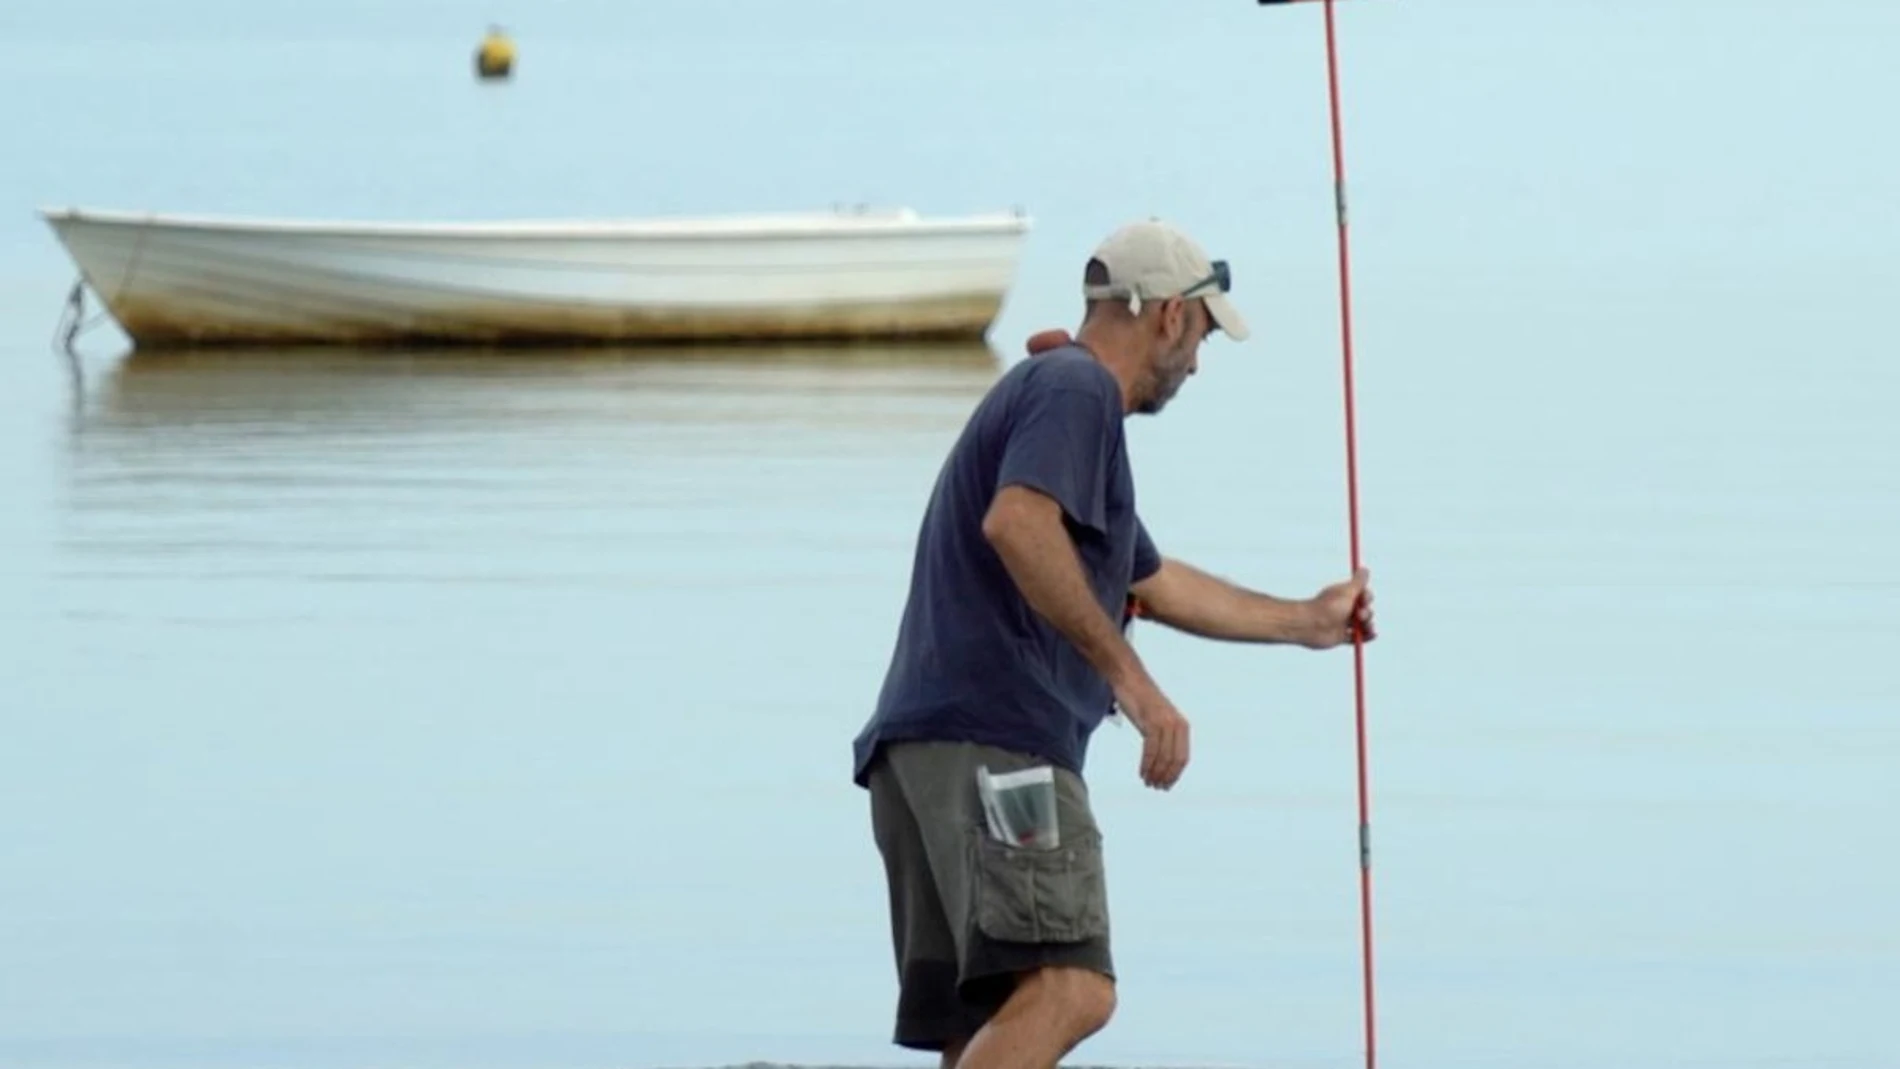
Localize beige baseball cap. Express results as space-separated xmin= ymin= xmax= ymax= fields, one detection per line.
xmin=1081 ymin=218 xmax=1250 ymax=342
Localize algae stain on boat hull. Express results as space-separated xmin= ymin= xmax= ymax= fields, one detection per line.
xmin=107 ymin=293 xmax=1008 ymax=350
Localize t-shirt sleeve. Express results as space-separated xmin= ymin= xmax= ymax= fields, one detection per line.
xmin=1132 ymin=514 xmax=1162 ymax=583
xmin=994 ymin=382 xmax=1119 ymax=536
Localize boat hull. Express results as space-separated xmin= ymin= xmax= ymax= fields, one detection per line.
xmin=40 ymin=207 xmax=1031 ymax=348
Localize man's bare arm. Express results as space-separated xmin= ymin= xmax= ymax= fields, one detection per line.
xmin=981 ymin=486 xmax=1199 ymax=789
xmin=982 ymin=485 xmax=1150 ymax=689
xmin=1132 ymin=557 xmax=1370 ymax=648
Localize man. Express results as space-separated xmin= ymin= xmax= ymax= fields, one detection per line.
xmin=850 ymin=218 xmax=1376 ymax=1069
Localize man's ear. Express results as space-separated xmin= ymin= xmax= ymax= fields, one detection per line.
xmin=1158 ymin=297 xmax=1187 ymax=343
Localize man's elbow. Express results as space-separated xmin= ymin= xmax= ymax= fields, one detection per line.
xmin=1129 ymin=560 xmax=1180 ymax=620
xmin=981 ymin=499 xmax=1019 ymax=550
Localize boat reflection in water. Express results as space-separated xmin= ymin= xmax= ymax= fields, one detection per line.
xmin=72 ymin=340 xmax=1004 ymax=442
xmin=65 ymin=343 xmax=1003 ymax=508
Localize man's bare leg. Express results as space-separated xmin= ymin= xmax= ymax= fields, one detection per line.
xmin=955 ymin=967 xmax=1116 ymax=1069
xmin=940 ymin=1037 xmax=969 ymax=1069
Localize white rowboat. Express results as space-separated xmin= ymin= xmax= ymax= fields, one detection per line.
xmin=40 ymin=205 xmax=1031 ymax=349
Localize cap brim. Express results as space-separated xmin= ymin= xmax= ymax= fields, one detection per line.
xmin=1204 ymin=292 xmax=1250 ymax=342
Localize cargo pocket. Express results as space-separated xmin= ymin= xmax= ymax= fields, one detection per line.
xmin=968 ymin=826 xmax=1108 ymax=945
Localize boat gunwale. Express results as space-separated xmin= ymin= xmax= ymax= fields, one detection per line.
xmin=37 ymin=206 xmax=1035 ymax=242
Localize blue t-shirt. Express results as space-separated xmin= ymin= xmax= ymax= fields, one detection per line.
xmin=851 ymin=344 xmax=1162 ymax=786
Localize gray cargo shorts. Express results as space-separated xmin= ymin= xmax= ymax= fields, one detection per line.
xmin=865 ymin=739 xmax=1113 ymax=1051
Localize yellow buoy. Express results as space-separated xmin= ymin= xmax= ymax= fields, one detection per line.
xmin=475 ymin=26 xmax=515 ymax=80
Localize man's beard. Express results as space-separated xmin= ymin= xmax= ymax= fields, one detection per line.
xmin=1137 ymin=353 xmax=1193 ymax=414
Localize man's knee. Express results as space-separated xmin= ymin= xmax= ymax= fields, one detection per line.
xmin=1018 ymin=965 xmax=1116 ymax=1039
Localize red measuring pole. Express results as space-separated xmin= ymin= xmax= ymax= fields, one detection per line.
xmin=1257 ymin=1 xmax=1377 ymax=1068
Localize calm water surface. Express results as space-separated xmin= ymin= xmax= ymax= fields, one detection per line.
xmin=3 ymin=3 xmax=1897 ymax=1068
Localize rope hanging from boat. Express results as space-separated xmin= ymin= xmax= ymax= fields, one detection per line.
xmin=50 ymin=279 xmax=95 ymax=393
xmin=52 ymin=278 xmax=118 ymax=355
